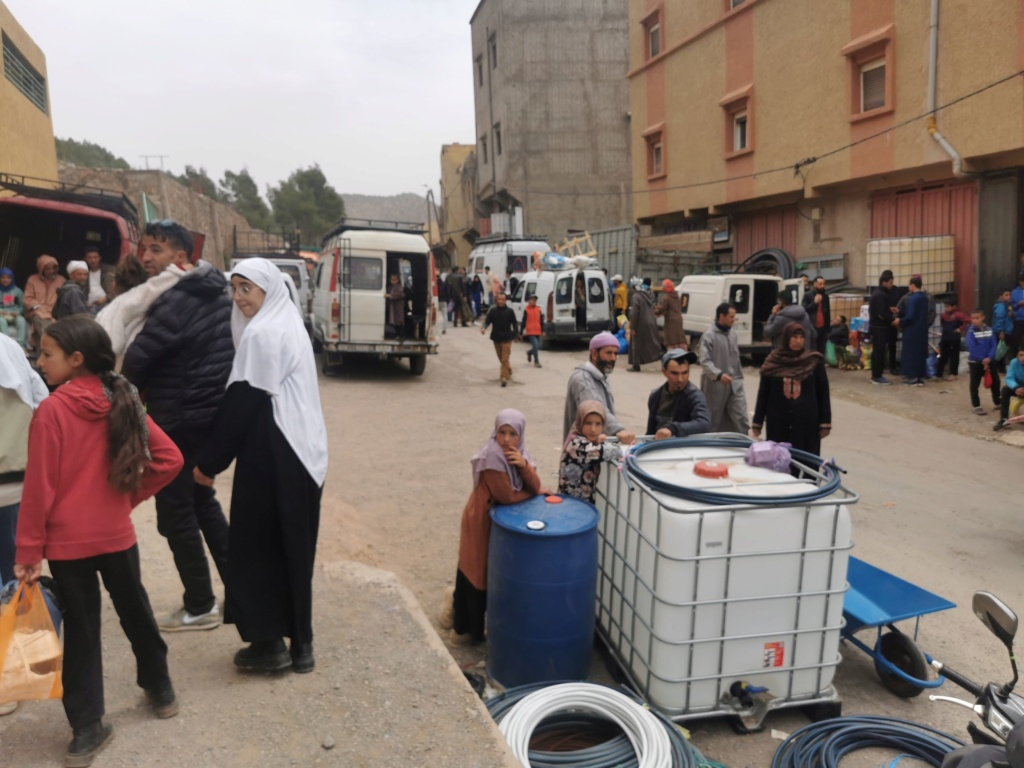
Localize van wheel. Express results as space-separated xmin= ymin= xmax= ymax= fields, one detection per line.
xmin=312 ymin=335 xmax=323 ymax=354
xmin=409 ymin=355 xmax=427 ymax=375
xmin=539 ymin=336 xmax=551 ymax=351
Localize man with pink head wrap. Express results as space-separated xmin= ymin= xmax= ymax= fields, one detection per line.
xmin=562 ymin=331 xmax=636 ymax=445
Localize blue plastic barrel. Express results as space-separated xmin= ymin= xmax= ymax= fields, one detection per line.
xmin=486 ymin=494 xmax=598 ymax=688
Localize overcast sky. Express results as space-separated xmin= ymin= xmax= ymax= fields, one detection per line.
xmin=9 ymin=0 xmax=480 ymax=198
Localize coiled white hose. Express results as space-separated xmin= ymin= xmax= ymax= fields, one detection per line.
xmin=497 ymin=682 xmax=672 ymax=768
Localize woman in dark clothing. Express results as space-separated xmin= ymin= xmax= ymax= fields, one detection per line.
xmin=470 ymin=275 xmax=484 ymax=318
xmin=195 ymin=258 xmax=328 ymax=673
xmin=752 ymin=323 xmax=832 ymax=457
xmin=628 ymin=279 xmax=660 ymax=371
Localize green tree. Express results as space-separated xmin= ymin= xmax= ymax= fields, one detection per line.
xmin=55 ymin=137 xmax=130 ymax=170
xmin=267 ymin=165 xmax=345 ymax=243
xmin=176 ymin=165 xmax=223 ymax=200
xmin=220 ymin=168 xmax=272 ymax=231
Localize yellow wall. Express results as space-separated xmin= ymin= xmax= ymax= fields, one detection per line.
xmin=439 ymin=143 xmax=476 ymax=267
xmin=630 ymin=0 xmax=1024 ymax=221
xmin=0 ymin=1 xmax=57 ymax=180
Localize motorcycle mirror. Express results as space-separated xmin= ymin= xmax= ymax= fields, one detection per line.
xmin=974 ymin=591 xmax=1018 ymax=650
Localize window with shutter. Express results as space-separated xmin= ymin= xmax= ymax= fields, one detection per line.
xmin=860 ymin=60 xmax=886 ymax=112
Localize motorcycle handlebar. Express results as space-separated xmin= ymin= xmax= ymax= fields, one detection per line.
xmin=936 ymin=661 xmax=984 ymax=698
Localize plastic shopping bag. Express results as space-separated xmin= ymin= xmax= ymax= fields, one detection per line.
xmin=996 ymin=339 xmax=1009 ymax=363
xmin=984 ymin=370 xmax=993 ymax=390
xmin=825 ymin=341 xmax=837 ymax=368
xmin=0 ymin=582 xmax=63 ymax=704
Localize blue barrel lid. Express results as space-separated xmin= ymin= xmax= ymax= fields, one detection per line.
xmin=490 ymin=494 xmax=598 ymax=537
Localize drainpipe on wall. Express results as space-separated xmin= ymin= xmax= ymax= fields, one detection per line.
xmin=927 ymin=0 xmax=974 ymax=177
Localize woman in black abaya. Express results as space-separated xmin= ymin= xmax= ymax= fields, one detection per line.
xmin=751 ymin=322 xmax=832 ymax=456
xmin=195 ymin=258 xmax=328 ymax=673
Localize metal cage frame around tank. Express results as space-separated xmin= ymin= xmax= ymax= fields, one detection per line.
xmin=592 ymin=440 xmax=859 ymax=726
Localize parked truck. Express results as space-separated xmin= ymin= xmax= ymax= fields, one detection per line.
xmin=0 ymin=172 xmax=140 ymax=286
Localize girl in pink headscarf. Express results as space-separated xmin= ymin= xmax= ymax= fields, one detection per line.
xmin=440 ymin=409 xmax=544 ymax=644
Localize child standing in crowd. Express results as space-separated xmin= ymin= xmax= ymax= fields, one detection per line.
xmin=966 ymin=310 xmax=1001 ymax=415
xmin=938 ymin=298 xmax=971 ymax=380
xmin=440 ymin=409 xmax=544 ymax=645
xmin=14 ymin=317 xmax=183 ymax=767
xmin=994 ymin=348 xmax=1024 ymax=431
xmin=558 ymin=401 xmax=622 ymax=503
xmin=993 ymin=289 xmax=1014 ymax=371
xmin=0 ymin=267 xmax=27 ymax=348
xmin=520 ymin=293 xmax=544 ymax=368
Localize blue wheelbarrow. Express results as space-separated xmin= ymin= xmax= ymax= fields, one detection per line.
xmin=842 ymin=557 xmax=956 ymax=698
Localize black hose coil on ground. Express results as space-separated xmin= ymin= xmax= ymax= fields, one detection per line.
xmin=771 ymin=716 xmax=965 ymax=768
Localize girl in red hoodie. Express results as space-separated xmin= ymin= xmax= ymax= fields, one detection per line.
xmin=14 ymin=316 xmax=183 ymax=768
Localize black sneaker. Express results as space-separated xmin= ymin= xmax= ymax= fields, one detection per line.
xmin=66 ymin=720 xmax=113 ymax=768
xmin=290 ymin=642 xmax=315 ymax=674
xmin=994 ymin=418 xmax=1008 ymax=431
xmin=233 ymin=639 xmax=291 ymax=672
xmin=145 ymin=682 xmax=179 ymax=718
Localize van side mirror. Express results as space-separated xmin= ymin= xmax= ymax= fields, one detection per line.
xmin=974 ymin=591 xmax=1018 ymax=650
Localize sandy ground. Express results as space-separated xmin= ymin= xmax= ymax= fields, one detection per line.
xmin=2 ymin=324 xmax=1022 ymax=767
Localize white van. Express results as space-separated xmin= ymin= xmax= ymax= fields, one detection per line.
xmin=509 ymin=267 xmax=613 ymax=345
xmin=312 ymin=220 xmax=438 ymax=375
xmin=467 ymin=236 xmax=551 ymax=284
xmin=679 ymin=274 xmax=803 ymax=358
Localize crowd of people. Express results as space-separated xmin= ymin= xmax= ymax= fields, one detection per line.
xmin=0 ymin=221 xmax=328 ymax=767
xmin=440 ymin=295 xmax=835 ymax=644
xmin=867 ymin=268 xmax=1024 ymax=431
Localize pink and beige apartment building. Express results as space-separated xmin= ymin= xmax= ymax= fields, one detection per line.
xmin=629 ymin=0 xmax=1024 ymax=308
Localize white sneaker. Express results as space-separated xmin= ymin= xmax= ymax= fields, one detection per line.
xmin=0 ymin=701 xmax=18 ymax=716
xmin=157 ymin=604 xmax=221 ymax=632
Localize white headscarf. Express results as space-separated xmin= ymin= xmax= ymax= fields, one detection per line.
xmin=228 ymin=258 xmax=328 ymax=486
xmin=66 ymin=260 xmax=88 ymax=276
xmin=0 ymin=333 xmax=48 ymax=409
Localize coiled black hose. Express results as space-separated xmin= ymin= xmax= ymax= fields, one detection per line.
xmin=624 ymin=436 xmax=843 ymax=506
xmin=485 ymin=681 xmax=722 ymax=768
xmin=771 ymin=716 xmax=965 ymax=768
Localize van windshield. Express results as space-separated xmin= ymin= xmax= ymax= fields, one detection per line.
xmin=509 ymin=254 xmax=530 ymax=273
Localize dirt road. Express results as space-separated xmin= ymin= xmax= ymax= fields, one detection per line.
xmin=322 ymin=326 xmax=1023 ymax=767
xmin=3 ymin=324 xmax=1021 ymax=767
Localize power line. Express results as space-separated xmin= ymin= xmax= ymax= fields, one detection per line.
xmin=506 ymin=67 xmax=1024 ymax=199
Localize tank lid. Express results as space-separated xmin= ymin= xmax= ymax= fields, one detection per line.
xmin=491 ymin=494 xmax=597 ymax=536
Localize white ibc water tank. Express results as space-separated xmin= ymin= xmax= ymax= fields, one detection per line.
xmin=595 ymin=442 xmax=855 ymax=721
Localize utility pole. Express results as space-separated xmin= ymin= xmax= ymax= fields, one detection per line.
xmin=139 ymin=155 xmax=168 ymax=171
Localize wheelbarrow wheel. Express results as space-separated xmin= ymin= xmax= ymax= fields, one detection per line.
xmin=875 ymin=631 xmax=928 ymax=698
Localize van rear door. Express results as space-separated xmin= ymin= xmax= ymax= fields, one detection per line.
xmin=725 ymin=277 xmax=755 ymax=346
xmin=344 ymin=252 xmax=385 ymax=342
xmin=551 ymin=271 xmax=576 ymax=335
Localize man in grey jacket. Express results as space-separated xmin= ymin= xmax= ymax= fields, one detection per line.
xmin=764 ymin=290 xmax=815 ymax=350
xmin=698 ymin=303 xmax=750 ymax=434
xmin=563 ymin=331 xmax=636 ymax=444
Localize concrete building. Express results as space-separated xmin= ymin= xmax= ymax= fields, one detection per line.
xmin=470 ymin=0 xmax=633 ymax=245
xmin=0 ymin=1 xmax=57 ymax=179
xmin=629 ymin=0 xmax=1024 ymax=309
xmin=439 ymin=143 xmax=478 ymax=269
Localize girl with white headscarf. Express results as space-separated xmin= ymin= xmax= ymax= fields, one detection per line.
xmin=195 ymin=258 xmax=328 ymax=674
xmin=439 ymin=409 xmax=546 ymax=645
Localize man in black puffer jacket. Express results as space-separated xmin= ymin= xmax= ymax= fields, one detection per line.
xmin=122 ymin=221 xmax=233 ymax=633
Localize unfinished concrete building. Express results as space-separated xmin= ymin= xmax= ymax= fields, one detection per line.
xmin=469 ymin=0 xmax=632 ymax=245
